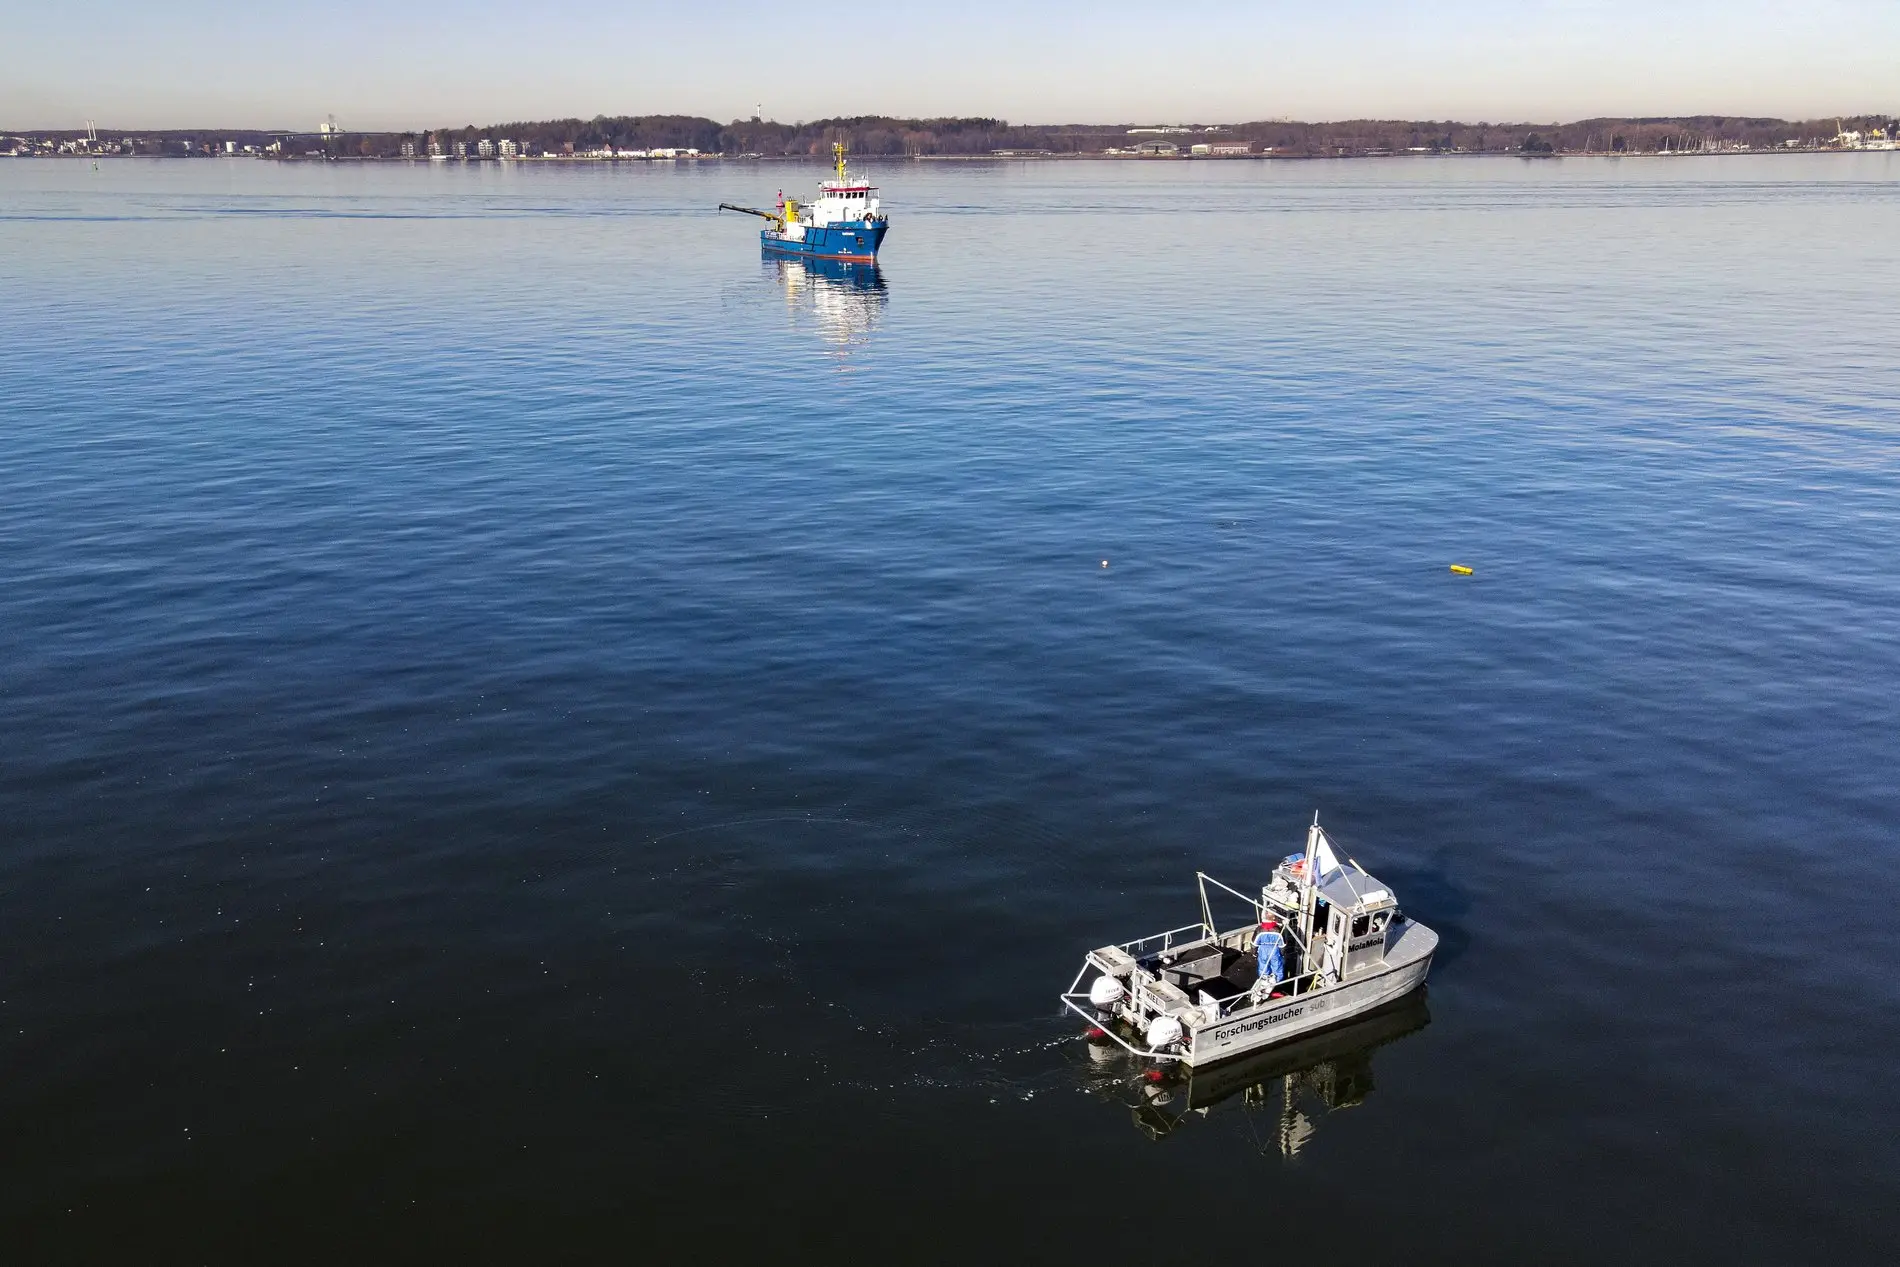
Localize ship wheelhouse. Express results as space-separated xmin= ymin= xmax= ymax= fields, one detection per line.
xmin=800 ymin=142 xmax=882 ymax=229
xmin=806 ymin=181 xmax=881 ymax=228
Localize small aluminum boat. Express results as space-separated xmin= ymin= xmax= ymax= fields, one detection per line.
xmin=1060 ymin=815 xmax=1437 ymax=1067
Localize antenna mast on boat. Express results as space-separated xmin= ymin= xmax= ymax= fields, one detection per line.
xmin=1302 ymin=812 xmax=1322 ymax=973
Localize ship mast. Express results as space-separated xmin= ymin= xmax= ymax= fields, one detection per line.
xmin=1302 ymin=813 xmax=1322 ymax=975
xmin=833 ymin=141 xmax=848 ymax=182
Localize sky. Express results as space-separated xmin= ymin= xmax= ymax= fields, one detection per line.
xmin=4 ymin=0 xmax=1896 ymax=130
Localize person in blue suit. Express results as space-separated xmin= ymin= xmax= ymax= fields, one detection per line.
xmin=1255 ymin=919 xmax=1285 ymax=989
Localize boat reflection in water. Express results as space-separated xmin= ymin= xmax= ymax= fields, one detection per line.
xmin=767 ymin=257 xmax=886 ymax=362
xmin=1086 ymin=989 xmax=1430 ymax=1157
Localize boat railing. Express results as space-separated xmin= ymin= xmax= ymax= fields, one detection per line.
xmin=1210 ymin=971 xmax=1321 ymax=1018
xmin=1196 ymin=872 xmax=1263 ymax=938
xmin=1058 ymin=957 xmax=1186 ymax=1061
xmin=1116 ymin=922 xmax=1211 ymax=958
xmin=1056 ymin=992 xmax=1185 ymax=1061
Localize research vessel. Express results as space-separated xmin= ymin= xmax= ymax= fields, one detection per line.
xmin=1060 ymin=815 xmax=1437 ymax=1067
xmin=720 ymin=144 xmax=888 ymax=263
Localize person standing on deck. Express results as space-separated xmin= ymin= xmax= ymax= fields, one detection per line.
xmin=1255 ymin=920 xmax=1285 ymax=990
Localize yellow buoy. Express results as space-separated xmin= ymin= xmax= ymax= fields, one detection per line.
xmin=1449 ymin=564 xmax=1474 ymax=575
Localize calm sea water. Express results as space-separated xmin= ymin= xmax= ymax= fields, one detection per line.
xmin=2 ymin=153 xmax=1898 ymax=1262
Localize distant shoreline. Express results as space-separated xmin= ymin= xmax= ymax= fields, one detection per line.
xmin=7 ymin=148 xmax=1891 ymax=163
xmin=7 ymin=113 xmax=1893 ymax=162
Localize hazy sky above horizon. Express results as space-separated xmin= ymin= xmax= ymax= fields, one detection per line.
xmin=4 ymin=0 xmax=1895 ymax=130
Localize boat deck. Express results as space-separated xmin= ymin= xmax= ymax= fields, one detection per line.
xmin=1143 ymin=945 xmax=1254 ymax=998
xmin=1144 ymin=943 xmax=1330 ymax=1000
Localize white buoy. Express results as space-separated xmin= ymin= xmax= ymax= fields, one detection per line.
xmin=1145 ymin=1015 xmax=1183 ymax=1049
xmin=1088 ymin=975 xmax=1123 ymax=1009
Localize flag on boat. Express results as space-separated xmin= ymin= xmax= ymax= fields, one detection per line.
xmin=1311 ymin=828 xmax=1346 ymax=880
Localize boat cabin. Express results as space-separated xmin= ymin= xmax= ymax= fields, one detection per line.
xmin=797 ymin=143 xmax=882 ymax=228
xmin=1315 ymin=869 xmax=1401 ymax=981
xmin=806 ymin=182 xmax=880 ymax=226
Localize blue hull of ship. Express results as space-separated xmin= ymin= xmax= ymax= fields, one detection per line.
xmin=762 ymin=219 xmax=888 ymax=262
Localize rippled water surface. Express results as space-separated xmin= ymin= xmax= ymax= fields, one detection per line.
xmin=3 ymin=154 xmax=1899 ymax=1262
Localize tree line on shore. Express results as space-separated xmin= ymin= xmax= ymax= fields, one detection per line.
xmin=467 ymin=113 xmax=1896 ymax=157
xmin=10 ymin=113 xmax=1893 ymax=159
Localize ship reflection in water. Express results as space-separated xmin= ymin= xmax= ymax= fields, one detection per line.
xmin=1086 ymin=989 xmax=1431 ymax=1157
xmin=767 ymin=257 xmax=886 ymax=363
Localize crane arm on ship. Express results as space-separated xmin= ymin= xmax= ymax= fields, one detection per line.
xmin=718 ymin=203 xmax=784 ymax=225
